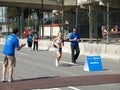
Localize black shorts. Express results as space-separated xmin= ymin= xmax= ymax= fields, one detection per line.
xmin=28 ymin=41 xmax=32 ymax=47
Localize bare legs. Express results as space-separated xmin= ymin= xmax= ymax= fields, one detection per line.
xmin=2 ymin=66 xmax=6 ymax=81
xmin=2 ymin=65 xmax=13 ymax=82
xmin=56 ymin=51 xmax=62 ymax=66
xmin=2 ymin=56 xmax=14 ymax=82
xmin=9 ymin=67 xmax=13 ymax=80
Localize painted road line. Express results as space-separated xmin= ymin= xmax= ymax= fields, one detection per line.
xmin=61 ymin=61 xmax=73 ymax=65
xmin=68 ymin=86 xmax=81 ymax=90
xmin=61 ymin=61 xmax=78 ymax=65
xmin=32 ymin=88 xmax=62 ymax=90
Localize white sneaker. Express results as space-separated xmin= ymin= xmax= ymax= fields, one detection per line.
xmin=2 ymin=78 xmax=6 ymax=82
xmin=8 ymin=78 xmax=14 ymax=82
xmin=72 ymin=62 xmax=78 ymax=65
xmin=55 ymin=59 xmax=59 ymax=67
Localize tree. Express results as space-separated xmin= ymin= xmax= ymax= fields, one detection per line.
xmin=6 ymin=7 xmax=19 ymax=33
xmin=6 ymin=7 xmax=18 ymax=18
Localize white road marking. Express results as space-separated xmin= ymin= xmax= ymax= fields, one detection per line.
xmin=60 ymin=61 xmax=73 ymax=65
xmin=60 ymin=61 xmax=78 ymax=65
xmin=32 ymin=88 xmax=62 ymax=90
xmin=68 ymin=86 xmax=81 ymax=90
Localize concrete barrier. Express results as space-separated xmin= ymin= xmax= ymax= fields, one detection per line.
xmin=0 ymin=38 xmax=120 ymax=61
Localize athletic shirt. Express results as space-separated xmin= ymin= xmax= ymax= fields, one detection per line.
xmin=2 ymin=34 xmax=19 ymax=56
xmin=27 ymin=34 xmax=33 ymax=42
xmin=56 ymin=39 xmax=63 ymax=44
xmin=69 ymin=32 xmax=80 ymax=46
xmin=54 ymin=38 xmax=63 ymax=48
xmin=34 ymin=34 xmax=38 ymax=39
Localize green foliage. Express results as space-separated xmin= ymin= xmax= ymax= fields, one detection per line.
xmin=24 ymin=18 xmax=35 ymax=27
xmin=7 ymin=7 xmax=18 ymax=18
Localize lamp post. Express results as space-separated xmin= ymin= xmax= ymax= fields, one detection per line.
xmin=75 ymin=0 xmax=78 ymax=28
xmin=41 ymin=0 xmax=44 ymax=39
xmin=106 ymin=2 xmax=109 ymax=44
xmin=89 ymin=4 xmax=92 ymax=43
xmin=20 ymin=8 xmax=24 ymax=38
xmin=99 ymin=1 xmax=110 ymax=44
xmin=2 ymin=7 xmax=3 ymax=23
xmin=50 ymin=12 xmax=53 ymax=40
xmin=61 ymin=0 xmax=64 ymax=38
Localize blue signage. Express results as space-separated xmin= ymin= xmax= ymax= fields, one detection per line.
xmin=84 ymin=56 xmax=103 ymax=72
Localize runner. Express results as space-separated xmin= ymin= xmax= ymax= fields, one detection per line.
xmin=53 ymin=32 xmax=64 ymax=66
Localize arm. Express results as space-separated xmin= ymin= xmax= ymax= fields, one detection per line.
xmin=16 ymin=44 xmax=26 ymax=50
xmin=69 ymin=38 xmax=77 ymax=42
xmin=61 ymin=39 xmax=64 ymax=46
xmin=69 ymin=33 xmax=77 ymax=42
xmin=53 ymin=37 xmax=57 ymax=48
xmin=77 ymin=38 xmax=80 ymax=42
xmin=53 ymin=37 xmax=57 ymax=43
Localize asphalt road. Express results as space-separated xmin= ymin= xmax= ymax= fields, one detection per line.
xmin=0 ymin=45 xmax=120 ymax=90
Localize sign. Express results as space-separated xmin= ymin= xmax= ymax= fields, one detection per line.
xmin=84 ymin=56 xmax=103 ymax=72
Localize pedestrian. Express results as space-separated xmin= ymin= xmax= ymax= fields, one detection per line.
xmin=53 ymin=32 xmax=64 ymax=67
xmin=101 ymin=25 xmax=107 ymax=43
xmin=2 ymin=27 xmax=25 ymax=82
xmin=69 ymin=28 xmax=80 ymax=64
xmin=33 ymin=31 xmax=39 ymax=51
xmin=27 ymin=31 xmax=33 ymax=50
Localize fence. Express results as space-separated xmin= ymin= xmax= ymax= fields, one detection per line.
xmin=0 ymin=7 xmax=120 ymax=43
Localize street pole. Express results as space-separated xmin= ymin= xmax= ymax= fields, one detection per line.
xmin=2 ymin=7 xmax=3 ymax=23
xmin=20 ymin=8 xmax=24 ymax=38
xmin=89 ymin=5 xmax=92 ymax=43
xmin=75 ymin=0 xmax=78 ymax=28
xmin=50 ymin=12 xmax=53 ymax=40
xmin=61 ymin=0 xmax=64 ymax=39
xmin=106 ymin=2 xmax=109 ymax=44
xmin=41 ymin=0 xmax=44 ymax=39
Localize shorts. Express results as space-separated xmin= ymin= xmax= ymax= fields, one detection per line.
xmin=55 ymin=48 xmax=62 ymax=53
xmin=3 ymin=55 xmax=16 ymax=68
xmin=28 ymin=41 xmax=32 ymax=47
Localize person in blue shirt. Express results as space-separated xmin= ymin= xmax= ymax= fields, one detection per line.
xmin=69 ymin=28 xmax=80 ymax=64
xmin=27 ymin=31 xmax=33 ymax=50
xmin=2 ymin=27 xmax=25 ymax=82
